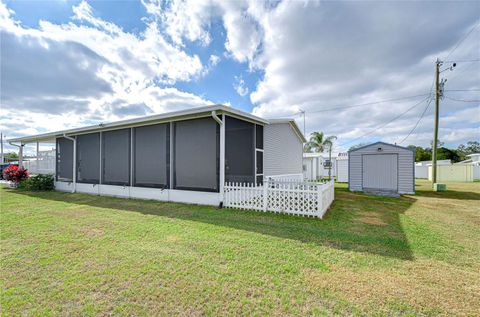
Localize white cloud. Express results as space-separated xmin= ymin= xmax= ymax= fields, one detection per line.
xmin=148 ymin=0 xmax=264 ymax=64
xmin=233 ymin=75 xmax=249 ymax=97
xmin=0 ymin=0 xmax=212 ymax=146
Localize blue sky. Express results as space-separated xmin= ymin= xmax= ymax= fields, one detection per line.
xmin=1 ymin=0 xmax=479 ymax=153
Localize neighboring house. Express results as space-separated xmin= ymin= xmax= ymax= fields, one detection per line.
xmin=457 ymin=153 xmax=480 ymax=180
xmin=349 ymin=142 xmax=415 ymax=195
xmin=302 ymin=152 xmax=342 ymax=180
xmin=457 ymin=153 xmax=480 ymax=165
xmin=415 ymin=159 xmax=451 ymax=179
xmin=415 ymin=159 xmax=451 ymax=166
xmin=336 ymin=153 xmax=349 ymax=182
xmin=8 ymin=105 xmax=306 ymax=206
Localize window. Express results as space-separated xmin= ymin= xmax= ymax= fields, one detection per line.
xmin=76 ymin=133 xmax=100 ymax=184
xmin=133 ymin=124 xmax=169 ymax=188
xmin=256 ymin=150 xmax=263 ymax=175
xmin=225 ymin=116 xmax=255 ymax=183
xmin=174 ymin=118 xmax=219 ymax=191
xmin=255 ymin=124 xmax=264 ymax=149
xmin=56 ymin=137 xmax=73 ymax=181
xmin=102 ymin=129 xmax=131 ymax=186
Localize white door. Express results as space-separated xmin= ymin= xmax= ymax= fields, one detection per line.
xmin=362 ymin=154 xmax=398 ymax=191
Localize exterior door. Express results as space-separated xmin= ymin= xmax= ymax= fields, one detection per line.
xmin=362 ymin=154 xmax=398 ymax=191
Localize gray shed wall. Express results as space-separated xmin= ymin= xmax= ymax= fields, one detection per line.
xmin=348 ymin=143 xmax=415 ymax=194
xmin=264 ymin=123 xmax=303 ymax=176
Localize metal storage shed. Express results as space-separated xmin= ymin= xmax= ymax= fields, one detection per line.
xmin=348 ymin=142 xmax=415 ymax=195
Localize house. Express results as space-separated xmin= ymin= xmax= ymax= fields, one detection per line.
xmin=8 ymin=105 xmax=306 ymax=206
xmin=302 ymin=152 xmax=341 ymax=181
xmin=415 ymin=159 xmax=451 ymax=179
xmin=336 ymin=153 xmax=348 ymax=182
xmin=348 ymin=142 xmax=415 ymax=195
xmin=457 ymin=153 xmax=480 ymax=165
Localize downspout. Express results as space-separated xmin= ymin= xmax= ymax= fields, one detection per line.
xmin=63 ymin=134 xmax=76 ymax=193
xmin=212 ymin=111 xmax=225 ymax=207
xmin=8 ymin=141 xmax=24 ymax=168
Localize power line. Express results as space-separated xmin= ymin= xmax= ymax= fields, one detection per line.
xmin=338 ymin=95 xmax=431 ymax=147
xmin=307 ymin=93 xmax=430 ymax=113
xmin=444 ymin=89 xmax=480 ymax=92
xmin=264 ymin=93 xmax=431 ymax=119
xmin=445 ymin=96 xmax=480 ymax=103
xmin=443 ymin=59 xmax=480 ymax=63
xmin=444 ymin=20 xmax=480 ymax=60
xmin=398 ymin=97 xmax=433 ymax=145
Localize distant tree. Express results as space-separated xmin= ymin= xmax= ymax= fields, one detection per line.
xmin=457 ymin=141 xmax=480 ymax=156
xmin=408 ymin=145 xmax=432 ymax=162
xmin=437 ymin=147 xmax=462 ymax=163
xmin=430 ymin=139 xmax=444 ymax=148
xmin=304 ymin=132 xmax=336 ymax=153
xmin=4 ymin=152 xmax=18 ymax=162
xmin=348 ymin=143 xmax=369 ymax=152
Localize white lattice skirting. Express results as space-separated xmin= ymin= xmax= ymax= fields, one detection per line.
xmin=224 ymin=179 xmax=334 ymax=218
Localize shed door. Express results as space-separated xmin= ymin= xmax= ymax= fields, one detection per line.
xmin=362 ymin=154 xmax=398 ymax=191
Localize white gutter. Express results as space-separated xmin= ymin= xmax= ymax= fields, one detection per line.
xmin=63 ymin=134 xmax=76 ymax=193
xmin=212 ymin=111 xmax=225 ymax=207
xmin=8 ymin=141 xmax=23 ymax=168
xmin=211 ymin=110 xmax=223 ymax=125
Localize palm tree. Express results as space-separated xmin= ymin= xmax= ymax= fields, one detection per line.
xmin=304 ymin=132 xmax=337 ymax=180
xmin=304 ymin=132 xmax=336 ymax=153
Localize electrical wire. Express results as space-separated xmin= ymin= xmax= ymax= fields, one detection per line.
xmin=338 ymin=95 xmax=431 ymax=147
xmin=444 ymin=20 xmax=480 ymax=60
xmin=307 ymin=94 xmax=430 ymax=113
xmin=445 ymin=89 xmax=480 ymax=92
xmin=398 ymin=97 xmax=433 ymax=145
xmin=443 ymin=59 xmax=480 ymax=63
xmin=445 ymin=96 xmax=480 ymax=103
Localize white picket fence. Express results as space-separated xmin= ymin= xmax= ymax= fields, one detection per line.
xmin=224 ymin=179 xmax=334 ymax=218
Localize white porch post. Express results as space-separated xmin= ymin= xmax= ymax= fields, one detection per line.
xmin=36 ymin=141 xmax=39 ymax=172
xmin=219 ymin=114 xmax=225 ymax=205
xmin=18 ymin=144 xmax=24 ymax=168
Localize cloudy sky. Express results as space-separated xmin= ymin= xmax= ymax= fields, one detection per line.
xmin=1 ymin=0 xmax=479 ymax=153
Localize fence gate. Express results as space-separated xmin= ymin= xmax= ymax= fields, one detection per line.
xmin=223 ymin=179 xmax=334 ymax=218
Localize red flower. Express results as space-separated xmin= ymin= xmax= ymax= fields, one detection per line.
xmin=3 ymin=165 xmax=29 ymax=184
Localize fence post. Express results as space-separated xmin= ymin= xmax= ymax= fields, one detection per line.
xmin=317 ymin=183 xmax=323 ymax=218
xmin=263 ymin=178 xmax=268 ymax=212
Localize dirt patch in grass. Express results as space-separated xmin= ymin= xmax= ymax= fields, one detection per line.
xmin=304 ymin=259 xmax=480 ymax=316
xmin=81 ymin=227 xmax=105 ymax=237
xmin=357 ymin=216 xmax=386 ymax=226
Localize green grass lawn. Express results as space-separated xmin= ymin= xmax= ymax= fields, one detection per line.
xmin=1 ymin=180 xmax=479 ymax=316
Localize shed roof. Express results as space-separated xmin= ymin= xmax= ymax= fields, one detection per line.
xmin=348 ymin=141 xmax=414 ymax=153
xmin=9 ymin=105 xmax=303 ymax=144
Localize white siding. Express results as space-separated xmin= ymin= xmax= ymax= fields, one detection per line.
xmin=348 ymin=142 xmax=414 ymax=194
xmin=336 ymin=159 xmax=348 ymax=182
xmin=264 ymin=123 xmax=303 ymax=176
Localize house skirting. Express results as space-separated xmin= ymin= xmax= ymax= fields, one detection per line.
xmin=54 ymin=181 xmax=221 ymax=206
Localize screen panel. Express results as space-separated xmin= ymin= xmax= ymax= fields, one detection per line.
xmin=102 ymin=128 xmax=130 ymax=186
xmin=256 ymin=150 xmax=263 ymax=175
xmin=225 ymin=116 xmax=255 ymax=183
xmin=56 ymin=137 xmax=73 ymax=181
xmin=174 ymin=117 xmax=219 ymax=191
xmin=256 ymin=124 xmax=264 ymax=149
xmin=76 ymin=133 xmax=100 ymax=183
xmin=134 ymin=123 xmax=169 ymax=188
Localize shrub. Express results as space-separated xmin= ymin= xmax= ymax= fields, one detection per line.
xmin=2 ymin=165 xmax=29 ymax=185
xmin=19 ymin=174 xmax=54 ymax=191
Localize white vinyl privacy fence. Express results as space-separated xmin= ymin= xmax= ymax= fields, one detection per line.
xmin=224 ymin=179 xmax=334 ymax=218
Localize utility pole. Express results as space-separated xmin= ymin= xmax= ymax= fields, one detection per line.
xmin=432 ymin=59 xmax=441 ymax=186
xmin=299 ymin=109 xmax=306 ymax=137
xmin=0 ymin=132 xmax=3 ymax=164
